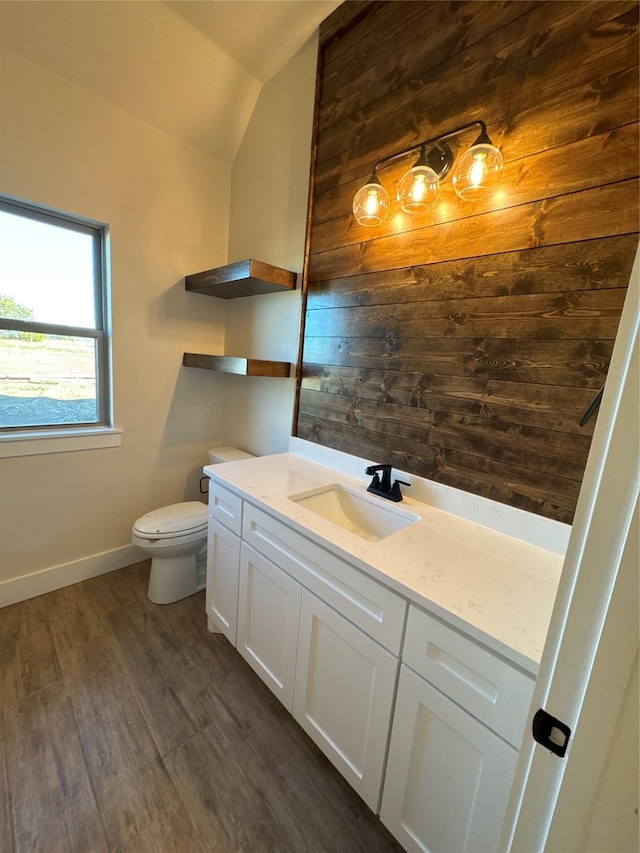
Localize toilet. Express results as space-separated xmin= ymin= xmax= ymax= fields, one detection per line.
xmin=132 ymin=446 xmax=254 ymax=604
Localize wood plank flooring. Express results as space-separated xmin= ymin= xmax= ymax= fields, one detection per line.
xmin=0 ymin=562 xmax=404 ymax=852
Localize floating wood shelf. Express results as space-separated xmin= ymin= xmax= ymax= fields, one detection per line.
xmin=185 ymin=258 xmax=297 ymax=299
xmin=183 ymin=353 xmax=291 ymax=378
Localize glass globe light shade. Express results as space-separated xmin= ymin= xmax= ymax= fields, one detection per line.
xmin=397 ymin=164 xmax=440 ymax=214
xmin=353 ymin=177 xmax=390 ymax=226
xmin=452 ymin=142 xmax=503 ymax=200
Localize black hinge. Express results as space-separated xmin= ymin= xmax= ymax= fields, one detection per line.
xmin=532 ymin=708 xmax=571 ymax=757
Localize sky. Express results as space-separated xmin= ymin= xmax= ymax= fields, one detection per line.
xmin=0 ymin=209 xmax=97 ymax=328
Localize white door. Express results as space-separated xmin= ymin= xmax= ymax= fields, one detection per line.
xmin=206 ymin=517 xmax=240 ymax=643
xmin=381 ymin=665 xmax=517 ymax=853
xmin=502 ymin=249 xmax=639 ymax=851
xmin=237 ymin=543 xmax=301 ymax=711
xmin=293 ymin=589 xmax=398 ymax=811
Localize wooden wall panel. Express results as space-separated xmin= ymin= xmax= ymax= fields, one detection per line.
xmin=295 ymin=0 xmax=640 ymax=524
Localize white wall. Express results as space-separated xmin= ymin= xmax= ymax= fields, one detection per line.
xmin=0 ymin=50 xmax=230 ymax=596
xmin=223 ymin=36 xmax=318 ymax=456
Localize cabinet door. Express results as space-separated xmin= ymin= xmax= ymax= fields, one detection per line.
xmin=206 ymin=517 xmax=240 ymax=644
xmin=237 ymin=543 xmax=301 ymax=711
xmin=293 ymin=590 xmax=398 ymax=812
xmin=380 ymin=665 xmax=517 ymax=853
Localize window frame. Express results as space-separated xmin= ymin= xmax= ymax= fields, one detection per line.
xmin=0 ymin=195 xmax=117 ymax=450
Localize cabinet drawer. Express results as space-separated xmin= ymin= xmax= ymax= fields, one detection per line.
xmin=208 ymin=480 xmax=243 ymax=535
xmin=242 ymin=502 xmax=406 ymax=654
xmin=403 ymin=605 xmax=534 ymax=748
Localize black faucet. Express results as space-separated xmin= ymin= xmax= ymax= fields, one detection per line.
xmin=365 ymin=464 xmax=410 ymax=503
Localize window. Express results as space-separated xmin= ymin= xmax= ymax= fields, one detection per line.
xmin=0 ymin=197 xmax=113 ymax=439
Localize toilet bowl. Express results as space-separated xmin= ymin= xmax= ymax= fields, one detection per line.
xmin=131 ymin=446 xmax=254 ymax=604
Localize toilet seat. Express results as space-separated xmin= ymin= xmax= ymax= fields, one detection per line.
xmin=132 ymin=501 xmax=207 ymax=540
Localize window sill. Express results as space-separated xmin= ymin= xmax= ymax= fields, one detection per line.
xmin=0 ymin=427 xmax=123 ymax=458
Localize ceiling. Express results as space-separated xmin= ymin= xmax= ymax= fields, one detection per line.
xmin=0 ymin=0 xmax=340 ymax=163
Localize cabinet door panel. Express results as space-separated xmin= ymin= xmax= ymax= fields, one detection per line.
xmin=381 ymin=665 xmax=517 ymax=853
xmin=293 ymin=590 xmax=398 ymax=811
xmin=237 ymin=543 xmax=301 ymax=711
xmin=206 ymin=517 xmax=240 ymax=643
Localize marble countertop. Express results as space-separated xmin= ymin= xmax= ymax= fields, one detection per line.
xmin=204 ymin=452 xmax=564 ymax=675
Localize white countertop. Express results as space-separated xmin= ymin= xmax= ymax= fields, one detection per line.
xmin=204 ymin=452 xmax=565 ymax=675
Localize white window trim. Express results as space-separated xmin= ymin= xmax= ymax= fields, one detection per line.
xmin=0 ymin=426 xmax=123 ymax=457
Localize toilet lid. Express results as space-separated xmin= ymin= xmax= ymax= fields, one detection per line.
xmin=133 ymin=501 xmax=208 ymax=536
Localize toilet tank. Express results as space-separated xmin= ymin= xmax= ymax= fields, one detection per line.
xmin=208 ymin=446 xmax=255 ymax=464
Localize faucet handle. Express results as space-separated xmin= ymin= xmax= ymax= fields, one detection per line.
xmin=390 ymin=479 xmax=410 ymax=502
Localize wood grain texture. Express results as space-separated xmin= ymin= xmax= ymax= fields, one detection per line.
xmin=1 ymin=567 xmax=401 ymax=852
xmin=316 ymin=3 xmax=639 ymax=167
xmin=309 ymin=180 xmax=640 ymax=281
xmin=59 ymin=633 xmax=179 ymax=850
xmin=305 ymin=288 xmax=627 ymax=341
xmin=0 ymin=737 xmax=12 ymax=853
xmin=183 ymin=352 xmax=291 ymax=377
xmin=303 ymin=335 xmax=614 ymax=388
xmin=295 ymin=0 xmax=639 ymax=522
xmin=306 ymin=237 xmax=638 ymax=308
xmin=105 ymin=604 xmax=209 ymax=757
xmin=4 ymin=683 xmax=108 ymax=853
xmin=301 ymin=367 xmax=599 ymax=436
xmin=319 ymin=0 xmax=540 ymax=133
xmin=185 ymin=258 xmax=296 ymax=298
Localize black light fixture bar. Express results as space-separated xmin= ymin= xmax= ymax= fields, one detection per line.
xmin=371 ymin=120 xmax=490 ymax=173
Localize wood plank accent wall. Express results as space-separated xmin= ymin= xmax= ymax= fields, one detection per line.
xmin=294 ymin=0 xmax=639 ymax=524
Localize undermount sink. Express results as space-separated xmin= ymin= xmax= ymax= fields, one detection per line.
xmin=289 ymin=483 xmax=420 ymax=542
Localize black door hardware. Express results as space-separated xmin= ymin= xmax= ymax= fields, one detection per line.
xmin=532 ymin=708 xmax=571 ymax=758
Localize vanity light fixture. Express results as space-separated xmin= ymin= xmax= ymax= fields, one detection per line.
xmin=352 ymin=120 xmax=503 ymax=226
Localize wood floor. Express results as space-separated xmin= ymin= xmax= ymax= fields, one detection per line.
xmin=0 ymin=561 xmax=404 ymax=853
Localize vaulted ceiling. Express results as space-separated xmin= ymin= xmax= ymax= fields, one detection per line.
xmin=0 ymin=1 xmax=340 ymax=163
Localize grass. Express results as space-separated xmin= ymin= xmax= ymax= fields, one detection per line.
xmin=0 ymin=337 xmax=98 ymax=427
xmin=0 ymin=336 xmax=96 ymax=399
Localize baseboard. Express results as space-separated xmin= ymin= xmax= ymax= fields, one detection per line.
xmin=0 ymin=544 xmax=142 ymax=608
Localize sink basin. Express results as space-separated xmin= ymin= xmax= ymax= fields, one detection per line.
xmin=289 ymin=483 xmax=420 ymax=542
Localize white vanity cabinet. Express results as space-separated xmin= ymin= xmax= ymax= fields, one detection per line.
xmin=205 ymin=482 xmax=244 ymax=642
xmin=293 ymin=589 xmax=399 ymax=810
xmin=237 ymin=542 xmax=301 ymax=711
xmin=206 ymin=475 xmax=538 ymax=850
xmin=206 ymin=480 xmax=405 ymax=811
xmin=380 ymin=605 xmax=535 ymax=853
xmin=206 ymin=517 xmax=240 ymax=643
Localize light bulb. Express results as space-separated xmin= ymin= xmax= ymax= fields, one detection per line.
xmin=353 ymin=176 xmax=390 ymax=226
xmin=365 ymin=188 xmax=380 ymax=216
xmin=468 ymin=152 xmax=488 ymax=187
xmin=411 ymin=174 xmax=427 ymax=203
xmin=452 ymin=142 xmax=503 ymax=200
xmin=397 ymin=164 xmax=439 ymax=214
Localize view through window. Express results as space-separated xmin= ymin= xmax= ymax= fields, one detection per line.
xmin=0 ymin=197 xmax=111 ymax=432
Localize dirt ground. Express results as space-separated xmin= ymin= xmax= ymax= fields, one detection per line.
xmin=0 ymin=336 xmax=98 ymax=427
